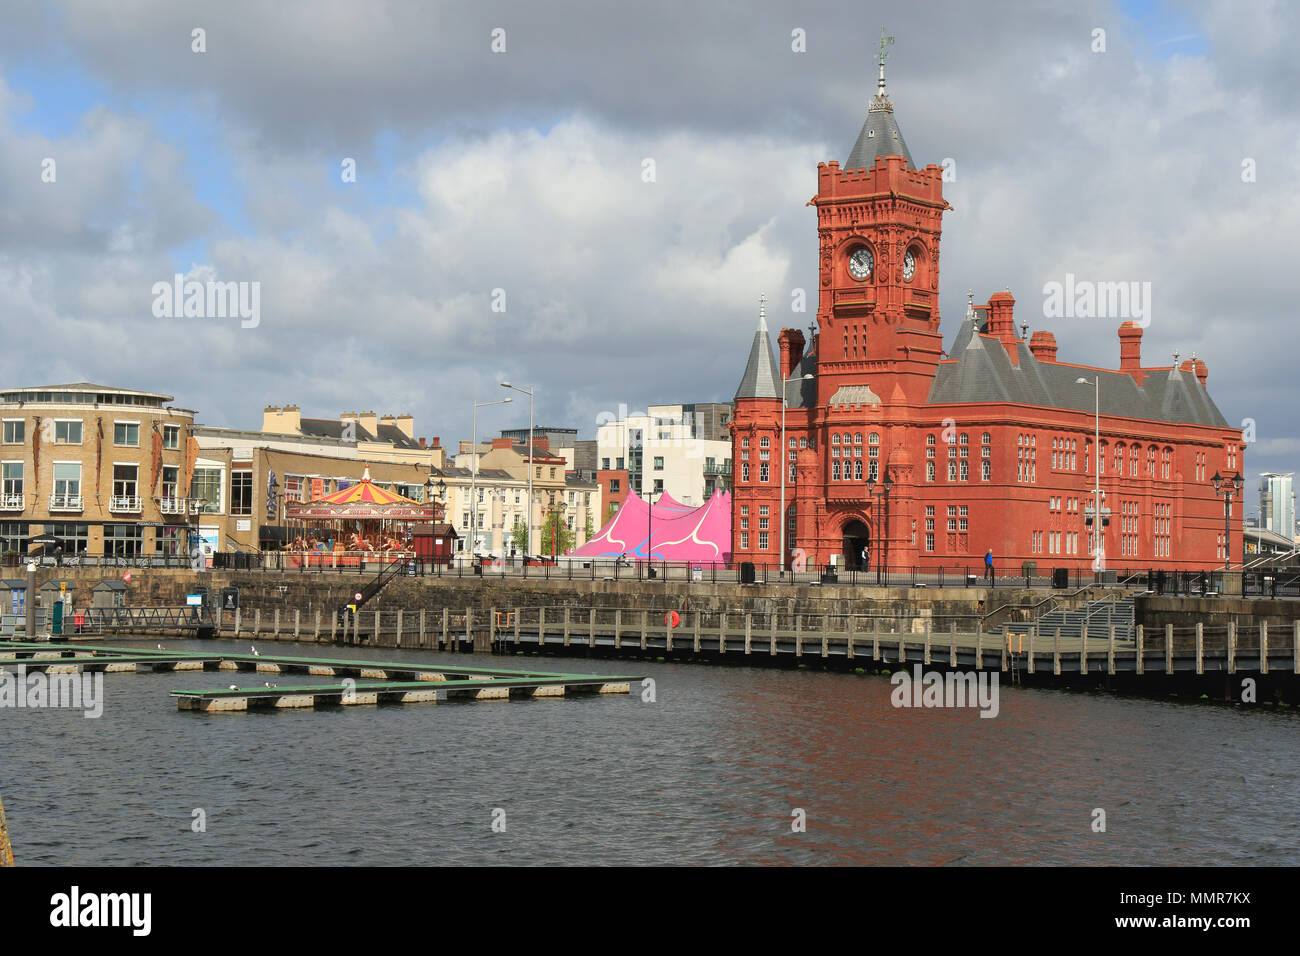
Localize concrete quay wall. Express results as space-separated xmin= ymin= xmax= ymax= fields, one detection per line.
xmin=22 ymin=566 xmax=1109 ymax=627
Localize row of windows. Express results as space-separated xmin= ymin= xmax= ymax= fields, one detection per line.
xmin=0 ymin=419 xmax=181 ymax=448
xmin=1030 ymin=531 xmax=1081 ymax=554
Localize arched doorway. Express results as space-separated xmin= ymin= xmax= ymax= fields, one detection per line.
xmin=842 ymin=519 xmax=870 ymax=571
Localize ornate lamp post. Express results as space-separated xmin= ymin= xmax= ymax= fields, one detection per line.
xmin=779 ymin=368 xmax=814 ymax=576
xmin=865 ymin=472 xmax=893 ymax=584
xmin=1212 ymin=471 xmax=1244 ymax=571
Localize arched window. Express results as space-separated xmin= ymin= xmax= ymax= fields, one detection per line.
xmin=854 ymin=433 xmax=863 ymax=445
xmin=981 ymin=460 xmax=990 ymax=481
xmin=868 ymin=460 xmax=878 ymax=481
xmin=831 ymin=434 xmax=840 ymax=445
xmin=926 ymin=461 xmax=935 ymax=482
xmin=832 ymin=460 xmax=841 ymax=480
xmin=759 ymin=436 xmax=770 ymax=448
xmin=741 ymin=463 xmax=750 ymax=482
xmin=947 ymin=461 xmax=957 ymax=481
xmin=853 ymin=459 xmax=862 ymax=480
xmin=960 ymin=460 xmax=969 ymax=481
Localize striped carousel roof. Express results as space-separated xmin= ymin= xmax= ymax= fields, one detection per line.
xmin=286 ymin=466 xmax=436 ymax=520
xmin=313 ymin=467 xmax=419 ymax=505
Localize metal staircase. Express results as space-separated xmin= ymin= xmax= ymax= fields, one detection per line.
xmin=337 ymin=558 xmax=406 ymax=625
xmin=1032 ymin=596 xmax=1135 ymax=642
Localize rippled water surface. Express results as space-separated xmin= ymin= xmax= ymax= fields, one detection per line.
xmin=4 ymin=637 xmax=1297 ymax=865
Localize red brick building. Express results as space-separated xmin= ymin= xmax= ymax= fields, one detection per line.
xmin=730 ymin=66 xmax=1244 ymax=576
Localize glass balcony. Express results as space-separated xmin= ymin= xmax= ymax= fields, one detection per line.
xmin=109 ymin=495 xmax=142 ymax=513
xmin=159 ymin=496 xmax=188 ymax=514
xmin=49 ymin=494 xmax=84 ymax=512
xmin=0 ymin=493 xmax=24 ymax=511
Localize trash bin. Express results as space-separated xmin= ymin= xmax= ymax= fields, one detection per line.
xmin=740 ymin=562 xmax=756 ymax=584
xmin=820 ymin=565 xmax=838 ymax=584
xmin=966 ymin=573 xmax=978 ymax=586
xmin=1052 ymin=568 xmax=1069 ymax=589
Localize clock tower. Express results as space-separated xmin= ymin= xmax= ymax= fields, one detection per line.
xmin=810 ymin=31 xmax=950 ymax=407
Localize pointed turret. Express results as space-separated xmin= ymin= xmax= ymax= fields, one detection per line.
xmin=733 ymin=294 xmax=781 ymax=401
xmin=845 ymin=28 xmax=914 ymax=171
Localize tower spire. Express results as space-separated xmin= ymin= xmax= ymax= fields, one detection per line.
xmin=846 ymin=30 xmax=913 ymax=169
xmin=876 ymin=26 xmax=894 ymax=102
xmin=759 ymin=292 xmax=768 ymax=332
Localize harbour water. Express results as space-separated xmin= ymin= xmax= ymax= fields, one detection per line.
xmin=4 ymin=637 xmax=1297 ymax=866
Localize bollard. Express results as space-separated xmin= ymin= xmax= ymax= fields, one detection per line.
xmin=0 ymin=792 xmax=13 ymax=866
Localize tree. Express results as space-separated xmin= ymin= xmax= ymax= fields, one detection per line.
xmin=540 ymin=511 xmax=575 ymax=557
xmin=583 ymin=510 xmax=595 ymax=545
xmin=510 ymin=516 xmax=528 ymax=555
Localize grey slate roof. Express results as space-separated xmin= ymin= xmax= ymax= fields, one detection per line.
xmin=374 ymin=423 xmax=422 ymax=450
xmin=733 ymin=317 xmax=781 ymax=401
xmin=786 ymin=350 xmax=818 ymax=409
xmin=845 ymin=96 xmax=914 ymax=171
xmin=300 ymin=417 xmax=376 ymax=442
xmin=928 ymin=326 xmax=1229 ymax=427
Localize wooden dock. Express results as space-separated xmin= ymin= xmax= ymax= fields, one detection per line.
xmin=0 ymin=642 xmax=640 ymax=713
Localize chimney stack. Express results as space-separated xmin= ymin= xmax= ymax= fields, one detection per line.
xmin=778 ymin=328 xmax=806 ymax=381
xmin=1028 ymin=331 xmax=1057 ymax=362
xmin=986 ymin=291 xmax=1018 ymax=362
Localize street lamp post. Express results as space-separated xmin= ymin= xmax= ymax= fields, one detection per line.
xmin=865 ymin=472 xmax=893 ymax=584
xmin=1077 ymin=377 xmax=1103 ymax=573
xmin=780 ymin=371 xmax=814 ymax=577
xmin=500 ymin=383 xmax=535 ymax=559
xmin=1212 ymin=471 xmax=1244 ymax=571
xmin=471 ymin=397 xmax=512 ymax=558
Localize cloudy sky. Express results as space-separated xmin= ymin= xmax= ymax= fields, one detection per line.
xmin=1 ymin=0 xmax=1296 ymax=510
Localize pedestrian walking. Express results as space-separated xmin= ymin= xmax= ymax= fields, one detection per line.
xmin=984 ymin=548 xmax=995 ymax=586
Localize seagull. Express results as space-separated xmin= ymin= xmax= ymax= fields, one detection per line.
xmin=264 ymin=682 xmax=277 ymax=688
xmin=157 ymin=643 xmax=163 ymax=650
xmin=228 ymin=684 xmax=239 ymax=691
xmin=251 ymin=645 xmax=259 ymax=657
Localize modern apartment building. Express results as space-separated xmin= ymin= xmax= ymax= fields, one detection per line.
xmin=596 ymin=403 xmax=733 ymax=507
xmin=0 ymin=383 xmax=196 ymax=558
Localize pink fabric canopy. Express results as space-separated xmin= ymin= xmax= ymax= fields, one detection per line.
xmin=570 ymin=490 xmax=732 ymax=564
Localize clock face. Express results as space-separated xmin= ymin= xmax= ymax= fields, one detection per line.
xmin=848 ymin=247 xmax=873 ymax=280
xmin=903 ymin=250 xmax=916 ymax=281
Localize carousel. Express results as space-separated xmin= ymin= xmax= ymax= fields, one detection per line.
xmin=283 ymin=467 xmax=441 ymax=569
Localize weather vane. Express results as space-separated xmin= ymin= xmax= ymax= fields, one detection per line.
xmin=878 ymin=26 xmax=894 ymax=72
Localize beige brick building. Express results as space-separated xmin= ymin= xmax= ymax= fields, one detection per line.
xmin=0 ymin=383 xmax=196 ymax=559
